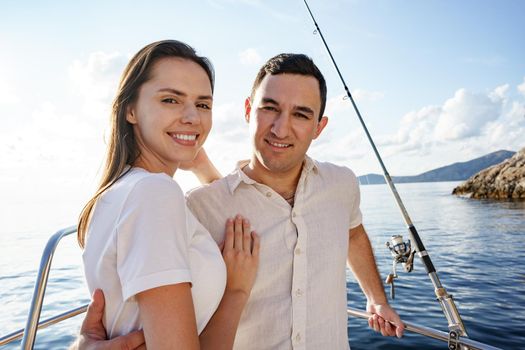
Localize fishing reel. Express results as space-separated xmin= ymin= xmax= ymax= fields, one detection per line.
xmin=385 ymin=234 xmax=416 ymax=299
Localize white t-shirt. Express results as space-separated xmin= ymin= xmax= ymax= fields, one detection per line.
xmin=82 ymin=167 xmax=226 ymax=338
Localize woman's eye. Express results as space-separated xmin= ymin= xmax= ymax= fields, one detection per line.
xmin=162 ymin=98 xmax=178 ymax=104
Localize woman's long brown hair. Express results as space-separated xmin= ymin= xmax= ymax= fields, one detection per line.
xmin=77 ymin=40 xmax=214 ymax=248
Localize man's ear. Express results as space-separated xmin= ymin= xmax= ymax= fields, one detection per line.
xmin=313 ymin=116 xmax=328 ymax=139
xmin=244 ymin=97 xmax=252 ymax=123
xmin=126 ymin=105 xmax=137 ymax=124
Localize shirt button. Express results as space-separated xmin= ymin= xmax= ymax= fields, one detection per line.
xmin=292 ymin=211 xmax=296 ymax=217
xmin=266 ymin=192 xmax=272 ymax=197
xmin=295 ymin=332 xmax=302 ymax=342
xmin=295 ymin=289 xmax=303 ymax=297
xmin=295 ymin=248 xmax=301 ymax=255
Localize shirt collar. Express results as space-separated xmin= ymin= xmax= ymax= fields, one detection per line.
xmin=226 ymin=156 xmax=318 ymax=194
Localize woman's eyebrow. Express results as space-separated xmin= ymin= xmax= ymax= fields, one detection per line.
xmin=157 ymin=88 xmax=212 ymax=101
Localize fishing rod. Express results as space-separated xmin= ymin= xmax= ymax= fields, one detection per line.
xmin=302 ymin=1 xmax=469 ymax=349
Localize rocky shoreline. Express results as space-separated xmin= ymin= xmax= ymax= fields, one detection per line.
xmin=452 ymin=147 xmax=525 ymax=200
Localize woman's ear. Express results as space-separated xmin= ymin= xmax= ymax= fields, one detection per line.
xmin=126 ymin=105 xmax=137 ymax=124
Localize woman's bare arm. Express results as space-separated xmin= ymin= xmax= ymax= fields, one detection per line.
xmin=136 ymin=283 xmax=200 ymax=349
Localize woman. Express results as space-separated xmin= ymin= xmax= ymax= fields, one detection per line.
xmin=78 ymin=40 xmax=259 ymax=349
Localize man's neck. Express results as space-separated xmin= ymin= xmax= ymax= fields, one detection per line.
xmin=242 ymin=157 xmax=304 ymax=199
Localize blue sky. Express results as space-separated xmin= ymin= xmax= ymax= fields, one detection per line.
xmin=1 ymin=0 xmax=524 ymax=232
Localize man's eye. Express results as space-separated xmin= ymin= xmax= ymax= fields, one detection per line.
xmin=262 ymin=106 xmax=277 ymax=111
xmin=162 ymin=98 xmax=178 ymax=104
xmin=197 ymin=103 xmax=211 ymax=110
xmin=296 ymin=113 xmax=309 ymax=119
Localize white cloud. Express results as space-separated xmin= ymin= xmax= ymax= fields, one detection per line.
xmin=508 ymin=100 xmax=525 ymax=119
xmin=434 ymin=88 xmax=502 ymax=140
xmin=310 ymin=129 xmax=368 ymax=163
xmin=518 ymin=77 xmax=525 ymax=97
xmin=2 ymin=100 xmax=103 ymax=168
xmin=315 ymin=91 xmax=391 ymax=173
xmin=379 ymin=105 xmax=440 ymax=155
xmin=352 ymin=89 xmax=384 ymax=102
xmin=484 ymin=101 xmax=525 ymax=150
xmin=324 ymin=85 xmax=510 ymax=168
xmin=0 ymin=51 xmax=128 ymax=177
xmin=212 ymin=102 xmax=245 ymax=133
xmin=68 ymin=51 xmax=127 ymax=117
xmin=325 ymin=93 xmax=351 ymax=117
xmin=197 ymin=102 xmax=251 ymax=175
xmin=372 ymin=83 xmax=524 ymax=174
xmin=63 ymin=51 xmax=129 ymax=149
xmin=489 ymin=84 xmax=509 ymax=101
xmin=239 ymin=48 xmax=262 ymax=66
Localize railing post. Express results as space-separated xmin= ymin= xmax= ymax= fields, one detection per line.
xmin=20 ymin=226 xmax=77 ymax=350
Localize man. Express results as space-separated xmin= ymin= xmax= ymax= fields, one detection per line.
xmin=75 ymin=53 xmax=404 ymax=349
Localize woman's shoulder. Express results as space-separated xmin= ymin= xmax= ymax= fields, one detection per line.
xmin=110 ymin=168 xmax=184 ymax=202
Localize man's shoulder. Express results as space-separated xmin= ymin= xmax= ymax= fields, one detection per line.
xmin=186 ymin=173 xmax=233 ymax=202
xmin=312 ymin=159 xmax=358 ymax=181
xmin=185 ymin=173 xmax=239 ymax=229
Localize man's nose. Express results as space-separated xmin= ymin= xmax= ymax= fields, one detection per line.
xmin=270 ymin=112 xmax=290 ymax=138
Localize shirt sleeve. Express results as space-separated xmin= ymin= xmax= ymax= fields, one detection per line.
xmin=116 ymin=175 xmax=192 ymax=302
xmin=347 ymin=169 xmax=363 ymax=229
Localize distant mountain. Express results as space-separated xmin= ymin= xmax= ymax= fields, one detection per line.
xmin=358 ymin=150 xmax=515 ymax=185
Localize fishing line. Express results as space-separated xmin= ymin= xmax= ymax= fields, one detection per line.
xmin=302 ymin=1 xmax=470 ymax=348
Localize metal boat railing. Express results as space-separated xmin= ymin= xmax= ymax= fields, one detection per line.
xmin=0 ymin=305 xmax=87 ymax=346
xmin=0 ymin=226 xmax=84 ymax=349
xmin=0 ymin=226 xmax=504 ymax=349
xmin=347 ymin=308 xmax=502 ymax=350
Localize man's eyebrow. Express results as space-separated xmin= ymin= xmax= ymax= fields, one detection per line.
xmin=260 ymin=97 xmax=279 ymax=105
xmin=157 ymin=88 xmax=212 ymax=101
xmin=295 ymin=106 xmax=315 ymax=116
xmin=260 ymin=98 xmax=315 ymax=116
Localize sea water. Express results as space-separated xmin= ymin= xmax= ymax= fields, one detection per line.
xmin=1 ymin=181 xmax=524 ymax=349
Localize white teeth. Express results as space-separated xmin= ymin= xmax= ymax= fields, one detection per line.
xmin=173 ymin=133 xmax=197 ymax=141
xmin=269 ymin=141 xmax=290 ymax=148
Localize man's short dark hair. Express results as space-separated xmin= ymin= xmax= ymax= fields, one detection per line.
xmin=250 ymin=53 xmax=327 ymax=121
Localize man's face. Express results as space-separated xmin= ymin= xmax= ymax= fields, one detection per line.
xmin=245 ymin=73 xmax=328 ymax=175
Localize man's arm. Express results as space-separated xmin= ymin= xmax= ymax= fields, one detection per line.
xmin=347 ymin=224 xmax=404 ymax=338
xmin=70 ymin=289 xmax=145 ymax=350
xmin=178 ymin=148 xmax=221 ymax=185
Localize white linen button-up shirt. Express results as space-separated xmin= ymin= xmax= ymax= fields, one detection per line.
xmin=186 ymin=156 xmax=362 ymax=349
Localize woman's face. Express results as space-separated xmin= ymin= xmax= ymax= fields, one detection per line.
xmin=126 ymin=57 xmax=213 ymax=174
